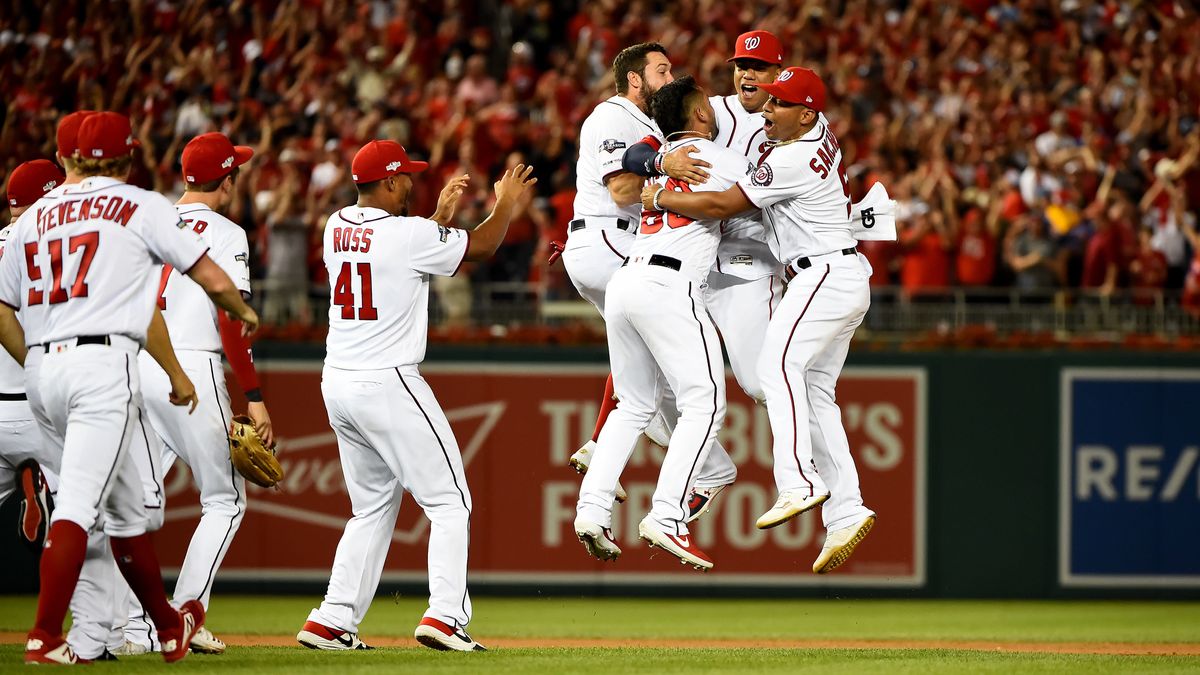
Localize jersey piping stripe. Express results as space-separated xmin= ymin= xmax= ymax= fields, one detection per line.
xmin=780 ymin=264 xmax=830 ymax=496
xmin=395 ymin=369 xmax=472 ymax=620
xmin=600 ymin=231 xmax=626 ymax=260
xmin=744 ymin=128 xmax=766 ymax=156
xmin=337 ymin=208 xmax=392 ymax=225
xmin=134 ymin=405 xmax=163 ymax=508
xmin=92 ymin=352 xmax=136 ymax=513
xmin=767 ymin=275 xmax=776 ymax=321
xmin=721 ymin=97 xmax=739 ymax=149
xmin=679 ymin=282 xmax=720 ymax=531
xmin=179 ymin=246 xmax=211 ymax=275
xmin=197 ymin=358 xmax=242 ymax=602
xmin=601 ymin=100 xmax=656 ymax=133
xmin=796 ymin=123 xmax=826 ymax=143
xmin=34 ymin=183 xmax=123 ymax=200
xmin=452 ymin=230 xmax=471 ymax=277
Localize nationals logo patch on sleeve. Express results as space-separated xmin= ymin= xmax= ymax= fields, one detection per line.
xmin=751 ymin=164 xmax=774 ymax=187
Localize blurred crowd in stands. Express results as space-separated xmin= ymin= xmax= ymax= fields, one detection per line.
xmin=3 ymin=0 xmax=1200 ymax=326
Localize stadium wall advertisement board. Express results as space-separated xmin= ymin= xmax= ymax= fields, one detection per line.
xmin=157 ymin=363 xmax=926 ymax=588
xmin=1059 ymin=368 xmax=1200 ymax=588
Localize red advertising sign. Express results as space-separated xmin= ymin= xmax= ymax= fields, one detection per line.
xmin=157 ymin=363 xmax=925 ymax=587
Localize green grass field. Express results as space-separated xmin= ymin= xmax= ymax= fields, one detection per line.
xmin=1 ymin=596 xmax=1198 ymax=673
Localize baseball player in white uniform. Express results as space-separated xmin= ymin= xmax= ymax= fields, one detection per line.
xmin=618 ymin=30 xmax=787 ymax=517
xmin=0 ymin=111 xmax=258 ymax=665
xmin=124 ymin=131 xmax=273 ymax=655
xmin=0 ymin=160 xmax=66 ymax=549
xmin=296 ymin=140 xmax=534 ymax=652
xmin=576 ymin=76 xmax=751 ymax=571
xmin=644 ymin=68 xmax=877 ymax=574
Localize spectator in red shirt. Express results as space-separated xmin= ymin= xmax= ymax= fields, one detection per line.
xmin=1082 ymin=214 xmax=1120 ymax=296
xmin=900 ymin=210 xmax=952 ymax=295
xmin=955 ymin=209 xmax=996 ymax=286
xmin=1129 ymin=226 xmax=1168 ymax=305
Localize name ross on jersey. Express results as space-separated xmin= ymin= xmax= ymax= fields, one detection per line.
xmin=36 ymin=196 xmax=139 ymax=236
xmin=808 ymin=125 xmax=843 ymax=180
xmin=331 ymin=226 xmax=373 ymax=253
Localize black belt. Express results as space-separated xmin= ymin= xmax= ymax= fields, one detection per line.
xmin=0 ymin=392 xmax=26 ymax=401
xmin=570 ymin=217 xmax=632 ymax=232
xmin=41 ymin=335 xmax=112 ymax=352
xmin=622 ymin=254 xmax=682 ymax=271
xmin=794 ymin=248 xmax=857 ymax=270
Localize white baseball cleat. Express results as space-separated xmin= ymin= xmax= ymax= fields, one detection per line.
xmin=112 ymin=640 xmax=150 ymax=656
xmin=637 ymin=517 xmax=713 ymax=571
xmin=573 ymin=517 xmax=622 ymax=561
xmin=296 ymin=620 xmax=374 ymax=650
xmin=414 ymin=617 xmax=487 ymax=651
xmin=755 ymin=490 xmax=830 ymax=530
xmin=685 ymin=484 xmax=729 ymax=523
xmin=643 ymin=412 xmax=671 ymax=447
xmin=189 ymin=626 xmax=226 ymax=654
xmin=568 ymin=440 xmax=627 ymax=503
xmin=813 ymin=514 xmax=876 ymax=574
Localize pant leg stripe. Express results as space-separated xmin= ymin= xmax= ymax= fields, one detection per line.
xmin=781 ymin=265 xmax=830 ymax=497
xmin=395 ymin=369 xmax=471 ymax=621
xmin=195 ymin=358 xmax=241 ymax=602
xmin=678 ymin=282 xmax=719 ymax=530
xmin=90 ymin=353 xmax=136 ymax=515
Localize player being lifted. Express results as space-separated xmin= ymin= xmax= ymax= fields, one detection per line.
xmin=297 ymin=141 xmax=534 ymax=652
xmin=576 ymin=76 xmax=752 ymax=571
xmin=641 ymin=68 xmax=877 ymax=574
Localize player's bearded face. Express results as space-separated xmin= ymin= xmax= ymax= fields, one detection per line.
xmin=639 ymin=53 xmax=674 ymax=103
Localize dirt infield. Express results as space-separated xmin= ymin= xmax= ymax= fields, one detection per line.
xmin=5 ymin=632 xmax=1197 ymax=656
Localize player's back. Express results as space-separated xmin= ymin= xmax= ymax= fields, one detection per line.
xmin=17 ymin=176 xmax=203 ymax=344
xmin=158 ymin=204 xmax=251 ymax=351
xmin=323 ymin=205 xmax=468 ymax=371
xmin=0 ymin=224 xmax=25 ymax=394
xmin=632 ymin=139 xmax=752 ymax=283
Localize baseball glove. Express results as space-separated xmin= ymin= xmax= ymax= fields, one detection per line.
xmin=229 ymin=415 xmax=284 ymax=488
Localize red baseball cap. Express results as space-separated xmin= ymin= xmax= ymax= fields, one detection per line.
xmin=76 ymin=112 xmax=141 ymax=160
xmin=56 ymin=110 xmax=95 ymax=159
xmin=727 ymin=30 xmax=784 ymax=65
xmin=7 ymin=159 xmax=66 ymax=208
xmin=182 ymin=132 xmax=254 ymax=184
xmin=351 ymin=140 xmax=428 ymax=184
xmin=757 ymin=67 xmax=827 ymax=111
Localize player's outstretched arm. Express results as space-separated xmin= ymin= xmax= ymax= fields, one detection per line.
xmin=431 ymin=174 xmax=470 ymax=227
xmin=463 ymin=164 xmax=537 ymax=262
xmin=641 ymin=182 xmax=752 ymax=219
xmin=186 ymin=255 xmax=260 ymax=335
xmin=146 ymin=307 xmax=197 ymax=413
xmin=0 ymin=305 xmax=27 ymax=367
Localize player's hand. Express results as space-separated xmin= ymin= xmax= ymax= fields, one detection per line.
xmin=234 ymin=307 xmax=260 ymax=336
xmin=246 ymin=401 xmax=275 ymax=449
xmin=495 ymin=164 xmax=537 ymax=203
xmin=663 ymin=145 xmax=711 ymax=185
xmin=641 ymin=183 xmax=664 ymax=211
xmin=169 ymin=373 xmax=198 ymax=414
xmin=433 ymin=174 xmax=470 ymax=225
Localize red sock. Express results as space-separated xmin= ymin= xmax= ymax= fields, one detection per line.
xmin=110 ymin=534 xmax=181 ymax=635
xmin=591 ymin=373 xmax=618 ymax=442
xmin=32 ymin=520 xmax=88 ymax=639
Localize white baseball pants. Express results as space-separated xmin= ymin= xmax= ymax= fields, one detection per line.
xmin=311 ymin=364 xmax=473 ymax=633
xmin=577 ymin=264 xmax=726 ymax=535
xmin=704 ymin=272 xmax=784 ymax=403
xmin=561 ymin=225 xmax=634 ymax=313
xmin=0 ymin=400 xmax=53 ymax=503
xmin=758 ymin=253 xmax=875 ymax=531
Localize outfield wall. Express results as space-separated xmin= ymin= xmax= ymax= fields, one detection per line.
xmin=2 ymin=346 xmax=1197 ymax=598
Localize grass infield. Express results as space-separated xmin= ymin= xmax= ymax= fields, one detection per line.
xmin=1 ymin=596 xmax=1197 ymax=672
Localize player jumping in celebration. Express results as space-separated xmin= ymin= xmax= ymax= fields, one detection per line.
xmin=0 ymin=111 xmax=258 ymax=664
xmin=619 ymin=30 xmax=787 ymax=517
xmin=126 ymin=131 xmax=275 ymax=655
xmin=560 ymin=43 xmax=673 ymax=500
xmin=641 ymin=68 xmax=877 ymax=574
xmin=0 ymin=160 xmax=66 ymax=549
xmin=296 ymin=141 xmax=535 ymax=652
xmin=576 ymin=76 xmax=751 ymax=571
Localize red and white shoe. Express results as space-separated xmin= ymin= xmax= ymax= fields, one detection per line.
xmin=638 ymin=517 xmax=713 ymax=571
xmin=574 ymin=516 xmax=622 ymax=561
xmin=17 ymin=460 xmax=52 ymax=552
xmin=296 ymin=620 xmax=373 ymax=650
xmin=24 ymin=632 xmax=78 ymax=664
xmin=414 ymin=617 xmax=487 ymax=652
xmin=685 ymin=484 xmax=729 ymax=523
xmin=161 ymin=599 xmax=205 ymax=663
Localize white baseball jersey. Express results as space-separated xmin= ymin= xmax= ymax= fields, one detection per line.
xmin=0 ymin=223 xmax=25 ymax=394
xmin=156 ymin=203 xmax=252 ymax=351
xmin=635 ymin=138 xmax=753 ymax=284
xmin=737 ymin=113 xmax=857 ymax=263
xmin=0 ymin=177 xmax=208 ymax=344
xmin=708 ymin=95 xmax=778 ymax=279
xmin=572 ymin=95 xmax=660 ymax=225
xmin=323 ymin=205 xmax=468 ymax=369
